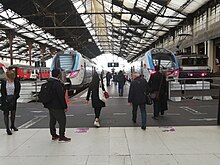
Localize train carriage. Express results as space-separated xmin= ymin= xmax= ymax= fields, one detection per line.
xmin=0 ymin=63 xmax=6 ymax=80
xmin=50 ymin=50 xmax=96 ymax=90
xmin=176 ymin=54 xmax=212 ymax=83
xmin=130 ymin=48 xmax=179 ymax=81
xmin=8 ymin=64 xmax=50 ymax=80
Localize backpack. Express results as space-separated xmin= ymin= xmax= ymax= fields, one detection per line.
xmin=39 ymin=81 xmax=54 ymax=105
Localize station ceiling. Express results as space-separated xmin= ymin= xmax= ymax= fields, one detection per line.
xmin=0 ymin=0 xmax=211 ymax=63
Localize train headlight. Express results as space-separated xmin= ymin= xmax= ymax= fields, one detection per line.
xmin=151 ymin=70 xmax=156 ymax=74
xmin=70 ymin=70 xmax=79 ymax=77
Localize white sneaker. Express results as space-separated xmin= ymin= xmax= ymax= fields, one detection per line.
xmin=94 ymin=121 xmax=100 ymax=128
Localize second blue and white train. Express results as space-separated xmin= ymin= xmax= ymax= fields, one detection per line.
xmin=130 ymin=48 xmax=179 ymax=81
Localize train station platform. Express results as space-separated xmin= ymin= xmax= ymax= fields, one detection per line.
xmin=0 ymin=81 xmax=220 ymax=164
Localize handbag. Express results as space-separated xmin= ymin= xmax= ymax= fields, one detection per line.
xmin=145 ymin=93 xmax=152 ymax=105
xmin=104 ymin=91 xmax=109 ymax=99
xmin=150 ymin=91 xmax=159 ymax=100
xmin=99 ymin=86 xmax=106 ymax=102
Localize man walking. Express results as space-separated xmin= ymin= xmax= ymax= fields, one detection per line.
xmin=128 ymin=73 xmax=150 ymax=130
xmin=44 ymin=69 xmax=71 ymax=142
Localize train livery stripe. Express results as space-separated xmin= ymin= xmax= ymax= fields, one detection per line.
xmin=147 ymin=51 xmax=154 ymax=70
xmin=73 ymin=53 xmax=79 ymax=71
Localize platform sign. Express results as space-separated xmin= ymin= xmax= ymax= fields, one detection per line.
xmin=108 ymin=62 xmax=119 ymax=67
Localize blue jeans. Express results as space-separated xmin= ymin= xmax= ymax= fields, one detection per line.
xmin=132 ymin=104 xmax=147 ymax=127
xmin=118 ymin=83 xmax=124 ymax=96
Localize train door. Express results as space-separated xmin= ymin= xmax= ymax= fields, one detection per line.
xmin=83 ymin=62 xmax=87 ymax=84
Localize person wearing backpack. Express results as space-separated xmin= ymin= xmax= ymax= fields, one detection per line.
xmin=44 ymin=69 xmax=71 ymax=142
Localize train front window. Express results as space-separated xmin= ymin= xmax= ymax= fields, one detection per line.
xmin=196 ymin=58 xmax=208 ymax=66
xmin=0 ymin=67 xmax=4 ymax=74
xmin=182 ymin=58 xmax=207 ymax=66
xmin=152 ymin=52 xmax=175 ymax=69
xmin=58 ymin=54 xmax=76 ymax=71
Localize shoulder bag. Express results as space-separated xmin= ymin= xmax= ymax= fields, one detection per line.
xmin=98 ymin=77 xmax=109 ymax=102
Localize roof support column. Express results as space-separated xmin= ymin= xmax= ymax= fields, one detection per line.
xmin=50 ymin=48 xmax=56 ymax=56
xmin=207 ymin=40 xmax=214 ymax=72
xmin=6 ymin=30 xmax=15 ymax=65
xmin=40 ymin=45 xmax=46 ymax=62
xmin=26 ymin=39 xmax=33 ymax=66
xmin=191 ymin=45 xmax=198 ymax=54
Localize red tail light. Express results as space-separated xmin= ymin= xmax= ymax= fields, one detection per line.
xmin=201 ymin=72 xmax=206 ymax=77
xmin=174 ymin=70 xmax=179 ymax=75
xmin=188 ymin=73 xmax=194 ymax=77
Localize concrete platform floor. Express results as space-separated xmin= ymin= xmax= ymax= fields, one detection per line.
xmin=0 ymin=126 xmax=220 ymax=165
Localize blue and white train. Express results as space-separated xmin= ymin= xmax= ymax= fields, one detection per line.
xmin=50 ymin=50 xmax=96 ymax=91
xmin=130 ymin=48 xmax=179 ymax=81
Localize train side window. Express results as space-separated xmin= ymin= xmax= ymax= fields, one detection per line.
xmin=32 ymin=70 xmax=34 ymax=74
xmin=24 ymin=69 xmax=27 ymax=74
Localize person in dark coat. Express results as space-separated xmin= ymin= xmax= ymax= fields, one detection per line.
xmin=86 ymin=70 xmax=106 ymax=127
xmin=1 ymin=70 xmax=21 ymax=135
xmin=46 ymin=69 xmax=71 ymax=142
xmin=128 ymin=72 xmax=150 ymax=130
xmin=106 ymin=72 xmax=112 ymax=86
xmin=112 ymin=72 xmax=118 ymax=85
xmin=117 ymin=70 xmax=126 ymax=96
xmin=148 ymin=66 xmax=167 ymax=120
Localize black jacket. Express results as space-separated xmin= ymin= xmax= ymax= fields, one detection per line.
xmin=128 ymin=76 xmax=150 ymax=104
xmin=45 ymin=78 xmax=67 ymax=110
xmin=117 ymin=72 xmax=126 ymax=84
xmin=86 ymin=73 xmax=105 ymax=108
xmin=149 ymin=72 xmax=168 ymax=110
xmin=1 ymin=79 xmax=21 ymax=111
xmin=148 ymin=72 xmax=166 ymax=98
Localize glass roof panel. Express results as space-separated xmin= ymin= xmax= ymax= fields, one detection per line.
xmin=149 ymin=2 xmax=163 ymax=14
xmin=182 ymin=0 xmax=210 ymax=13
xmin=131 ymin=14 xmax=141 ymax=22
xmin=12 ymin=18 xmax=28 ymax=25
xmin=121 ymin=14 xmax=131 ymax=21
xmin=123 ymin=0 xmax=136 ymax=9
xmin=155 ymin=17 xmax=169 ymax=25
xmin=113 ymin=4 xmax=122 ymax=12
xmin=136 ymin=0 xmax=149 ymax=10
xmin=157 ymin=31 xmax=166 ymax=36
xmin=141 ymin=18 xmax=151 ymax=25
xmin=136 ymin=29 xmax=143 ymax=34
xmin=1 ymin=21 xmax=18 ymax=29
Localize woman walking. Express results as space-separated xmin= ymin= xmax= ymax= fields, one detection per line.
xmin=86 ymin=71 xmax=106 ymax=127
xmin=1 ymin=70 xmax=21 ymax=135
